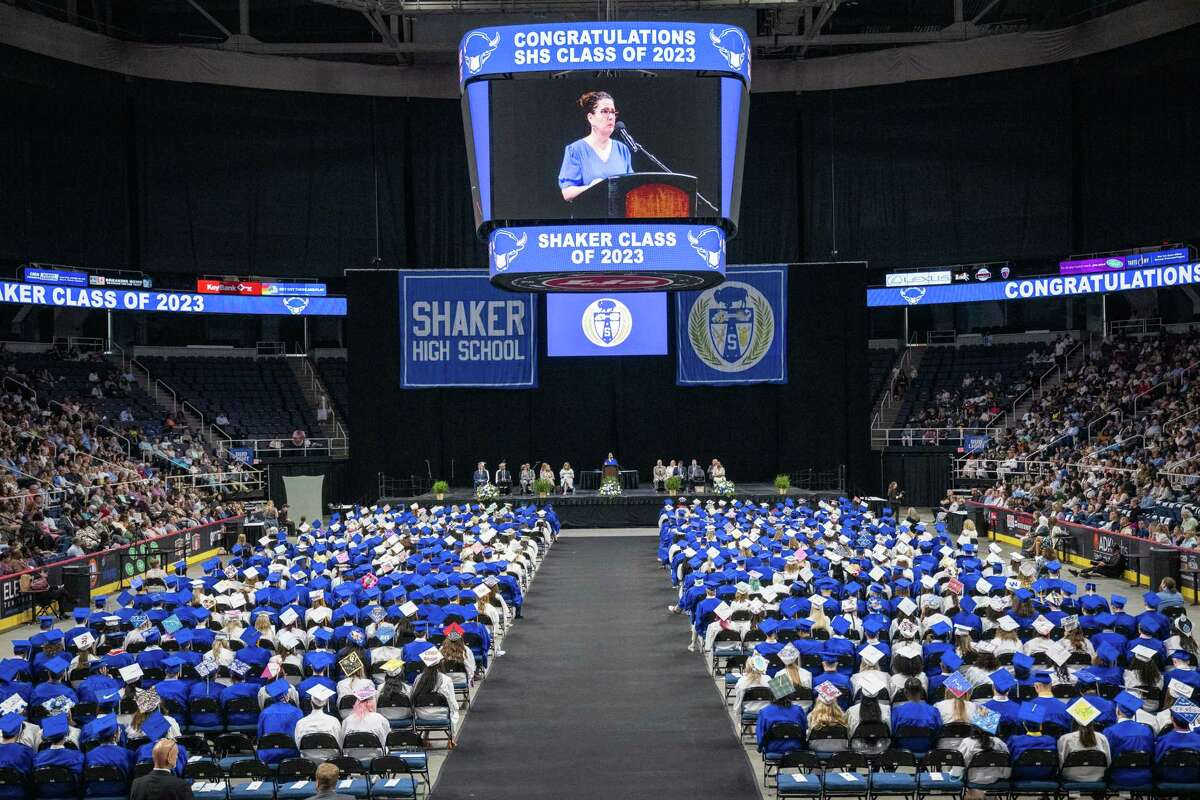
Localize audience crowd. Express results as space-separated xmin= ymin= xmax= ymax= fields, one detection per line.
xmin=662 ymin=496 xmax=1200 ymax=794
xmin=0 ymin=351 xmax=253 ymax=567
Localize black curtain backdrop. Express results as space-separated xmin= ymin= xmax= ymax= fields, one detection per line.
xmin=3 ymin=26 xmax=1200 ymax=275
xmin=347 ymin=264 xmax=869 ymax=498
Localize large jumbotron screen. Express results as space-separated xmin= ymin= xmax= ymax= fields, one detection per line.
xmin=459 ymin=22 xmax=750 ymax=293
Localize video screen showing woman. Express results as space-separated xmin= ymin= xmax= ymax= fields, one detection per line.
xmin=558 ymin=91 xmax=633 ymax=201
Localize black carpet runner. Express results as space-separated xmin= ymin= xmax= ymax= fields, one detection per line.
xmin=431 ymin=535 xmax=759 ymax=800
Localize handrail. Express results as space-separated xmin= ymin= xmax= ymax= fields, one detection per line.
xmin=1086 ymin=409 xmax=1121 ymax=443
xmin=181 ymin=400 xmax=205 ymax=436
xmin=1133 ymin=359 xmax=1200 ymax=417
xmin=95 ymin=424 xmax=132 ymax=459
xmin=0 ymin=469 xmax=263 ymax=503
xmin=872 ymin=426 xmax=1001 ymax=448
xmin=1167 ymin=406 xmax=1200 ymax=435
xmin=1 ymin=375 xmax=35 ymax=398
xmin=228 ymin=436 xmax=349 ymax=458
xmin=872 ymin=347 xmax=912 ymax=429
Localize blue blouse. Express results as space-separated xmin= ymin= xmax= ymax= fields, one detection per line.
xmin=558 ymin=138 xmax=633 ymax=190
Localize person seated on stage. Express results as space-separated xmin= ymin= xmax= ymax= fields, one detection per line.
xmin=519 ymin=464 xmax=535 ymax=494
xmin=494 ymin=462 xmax=512 ymax=494
xmin=687 ymin=459 xmax=705 ymax=492
xmin=709 ymin=459 xmax=726 ymax=485
xmin=669 ymin=459 xmax=683 ymax=481
xmin=538 ymin=461 xmax=555 ymax=486
xmin=559 ymin=462 xmax=575 ymax=494
xmin=472 ymin=462 xmax=489 ymax=491
xmin=652 ymin=460 xmax=668 ymax=492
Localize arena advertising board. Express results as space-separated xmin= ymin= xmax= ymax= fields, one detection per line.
xmin=868 ymin=263 xmax=1200 ymax=308
xmin=0 ymin=280 xmax=346 ymax=316
xmin=399 ymin=271 xmax=537 ymax=389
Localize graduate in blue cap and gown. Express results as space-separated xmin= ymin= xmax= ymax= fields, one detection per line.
xmin=982 ymin=669 xmax=1022 ymax=732
xmin=30 ymin=657 xmax=76 ymax=708
xmin=0 ymin=713 xmax=32 ymax=800
xmin=811 ymin=651 xmax=852 ymax=709
xmin=1155 ymin=706 xmax=1200 ymax=783
xmin=256 ymin=679 xmax=303 ymax=764
xmin=1136 ymin=591 xmax=1171 ymax=641
xmin=1106 ymin=691 xmax=1155 ymax=789
xmin=34 ymin=713 xmax=84 ymax=790
xmin=1024 ymin=671 xmax=1072 ymax=732
xmin=134 ymin=712 xmax=188 ymax=777
xmin=1006 ymin=705 xmax=1057 ymax=780
xmin=890 ymin=677 xmax=941 ymax=752
xmin=220 ymin=660 xmax=260 ymax=727
xmin=754 ymin=676 xmax=807 ymax=757
xmin=152 ymin=658 xmax=193 ymax=712
xmin=82 ymin=714 xmax=134 ymax=788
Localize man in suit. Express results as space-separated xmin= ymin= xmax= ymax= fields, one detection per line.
xmin=472 ymin=462 xmax=489 ymax=491
xmin=494 ymin=461 xmax=512 ymax=495
xmin=129 ymin=739 xmax=193 ymax=800
xmin=687 ymin=459 xmax=705 ymax=492
xmin=303 ymin=762 xmax=356 ymax=800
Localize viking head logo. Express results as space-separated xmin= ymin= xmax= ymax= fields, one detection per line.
xmin=490 ymin=230 xmax=528 ymax=272
xmin=687 ymin=227 xmax=725 ymax=269
xmin=899 ymin=287 xmax=926 ymax=306
xmin=709 ymin=27 xmax=749 ymax=72
xmin=460 ymin=31 xmax=501 ymax=76
xmin=282 ymin=297 xmax=310 ymax=315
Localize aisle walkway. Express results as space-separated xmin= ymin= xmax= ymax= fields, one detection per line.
xmin=432 ymin=532 xmax=759 ymax=800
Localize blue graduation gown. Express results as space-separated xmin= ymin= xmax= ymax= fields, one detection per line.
xmin=0 ymin=743 xmax=32 ymax=799
xmin=811 ymin=672 xmax=853 ymax=710
xmin=84 ymin=743 xmax=135 ymax=780
xmin=1025 ymin=698 xmax=1072 ymax=732
xmin=34 ymin=747 xmax=85 ymax=796
xmin=755 ymin=703 xmax=808 ymax=755
xmin=220 ymin=683 xmax=261 ymax=726
xmin=257 ymin=702 xmax=303 ymax=764
xmin=891 ymin=701 xmax=941 ymax=751
xmin=1106 ymin=720 xmax=1154 ymax=787
xmin=1006 ymin=733 xmax=1057 ymax=779
xmin=1155 ymin=730 xmax=1200 ymax=782
xmin=187 ymin=681 xmax=224 ymax=728
xmin=983 ymin=699 xmax=1022 ymax=730
xmin=154 ymin=678 xmax=194 ymax=712
xmin=30 ymin=683 xmax=77 ymax=708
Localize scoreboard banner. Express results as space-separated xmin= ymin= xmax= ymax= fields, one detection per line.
xmin=458 ymin=22 xmax=751 ymax=86
xmin=868 ymin=262 xmax=1200 ymax=308
xmin=399 ymin=271 xmax=537 ymax=390
xmin=675 ymin=265 xmax=787 ymax=386
xmin=0 ymin=280 xmax=345 ymax=316
xmin=487 ymin=223 xmax=726 ymax=292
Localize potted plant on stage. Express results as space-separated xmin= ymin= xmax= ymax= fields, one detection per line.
xmin=665 ymin=475 xmax=683 ymax=495
xmin=432 ymin=480 xmax=449 ymax=501
xmin=774 ymin=474 xmax=791 ymax=495
xmin=599 ymin=476 xmax=622 ymax=497
xmin=533 ymin=478 xmax=553 ymax=499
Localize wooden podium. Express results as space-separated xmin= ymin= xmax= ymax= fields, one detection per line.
xmin=570 ymin=172 xmax=698 ymax=219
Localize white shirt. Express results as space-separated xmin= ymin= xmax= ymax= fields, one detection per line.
xmin=336 ymin=677 xmax=377 ymax=701
xmin=339 ymin=712 xmax=391 ymax=754
xmin=294 ymin=709 xmax=343 ymax=747
xmin=1057 ymin=730 xmax=1110 ymax=781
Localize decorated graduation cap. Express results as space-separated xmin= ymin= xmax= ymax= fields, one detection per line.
xmin=307 ymin=683 xmax=335 ymax=706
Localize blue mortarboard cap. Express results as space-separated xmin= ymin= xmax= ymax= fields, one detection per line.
xmin=1045 ymin=560 xmax=1061 ymax=572
xmin=42 ymin=714 xmax=68 ymax=740
xmin=830 ymin=616 xmax=851 ymax=635
xmin=42 ymin=630 xmax=63 ymax=643
xmin=130 ymin=577 xmax=143 ymax=590
xmin=1032 ymin=671 xmax=1053 ymax=684
xmin=1014 ymin=589 xmax=1033 ymax=602
xmin=72 ymin=608 xmax=88 ymax=622
xmin=174 ymin=629 xmax=195 ymax=647
xmin=0 ymin=713 xmax=21 ymax=738
xmin=759 ymin=619 xmax=780 ymax=636
xmin=941 ymin=651 xmax=963 ymax=671
xmin=266 ymin=678 xmax=291 ymax=700
xmin=1097 ymin=643 xmax=1119 ymax=664
xmin=1011 ymin=652 xmax=1034 ymax=671
xmin=989 ymin=669 xmax=1016 ymax=694
xmin=240 ymin=629 xmax=260 ymax=647
xmin=1143 ymin=592 xmax=1160 ymax=609
xmin=820 ymin=650 xmax=840 ymax=663
xmin=202 ymin=558 xmax=220 ymax=573
xmin=163 ymin=657 xmax=184 ymax=671
xmin=1111 ymin=594 xmax=1126 ymax=608
xmin=11 ymin=641 xmax=30 ymax=655
xmin=43 ymin=656 xmax=70 ymax=676
xmin=1019 ymin=704 xmax=1046 ymax=727
xmin=141 ymin=711 xmax=169 ymax=742
xmin=92 ymin=596 xmax=107 ymax=609
xmin=308 ymin=652 xmax=335 ymax=671
xmin=930 ymin=621 xmax=951 ymax=638
xmin=82 ymin=714 xmax=118 ymax=743
xmin=95 ymin=689 xmax=120 ymax=705
xmin=37 ymin=616 xmax=54 ymax=630
xmin=1115 ymin=690 xmax=1143 ymax=715
xmin=1174 ymin=649 xmax=1194 ymax=662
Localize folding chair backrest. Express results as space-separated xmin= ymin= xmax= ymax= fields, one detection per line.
xmin=924 ymin=749 xmax=966 ymax=771
xmin=828 ymin=752 xmax=868 ymax=772
xmin=1062 ymin=749 xmax=1108 ymax=770
xmin=778 ymin=750 xmax=822 ymax=772
xmin=1012 ymin=747 xmax=1057 ymax=771
xmin=877 ymin=750 xmax=917 ymax=772
xmin=277 ymin=758 xmax=316 ymax=781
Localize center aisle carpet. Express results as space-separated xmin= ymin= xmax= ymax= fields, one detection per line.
xmin=432 ymin=534 xmax=759 ymax=800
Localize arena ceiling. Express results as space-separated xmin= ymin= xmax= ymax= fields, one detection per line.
xmin=10 ymin=0 xmax=1153 ymax=67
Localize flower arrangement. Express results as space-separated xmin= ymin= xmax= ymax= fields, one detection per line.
xmin=476 ymin=483 xmax=499 ymax=501
xmin=599 ymin=477 xmax=622 ymax=497
xmin=713 ymin=478 xmax=736 ymax=496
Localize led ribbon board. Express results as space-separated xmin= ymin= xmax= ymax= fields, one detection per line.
xmin=460 ymin=22 xmax=750 ymax=292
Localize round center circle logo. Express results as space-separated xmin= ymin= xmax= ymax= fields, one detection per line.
xmin=687 ymin=281 xmax=775 ymax=372
xmin=581 ymin=297 xmax=632 ymax=348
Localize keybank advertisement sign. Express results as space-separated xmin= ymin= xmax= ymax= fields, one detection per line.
xmin=0 ymin=280 xmax=345 ymax=316
xmin=458 ymin=23 xmax=750 ymax=86
xmin=867 ymin=263 xmax=1200 ymax=308
xmin=400 ymin=271 xmax=537 ymax=389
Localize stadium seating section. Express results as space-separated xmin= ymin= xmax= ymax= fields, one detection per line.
xmin=315 ymin=357 xmax=350 ymax=431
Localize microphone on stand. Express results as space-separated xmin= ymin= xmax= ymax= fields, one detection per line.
xmin=614 ymin=120 xmax=719 ymax=215
xmin=615 ymin=121 xmax=641 ymax=153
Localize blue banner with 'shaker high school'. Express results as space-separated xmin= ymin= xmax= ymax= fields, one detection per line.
xmin=675 ymin=265 xmax=787 ymax=386
xmin=399 ymin=271 xmax=537 ymax=389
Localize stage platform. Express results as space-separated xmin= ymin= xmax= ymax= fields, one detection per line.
xmin=387 ymin=483 xmax=843 ymax=528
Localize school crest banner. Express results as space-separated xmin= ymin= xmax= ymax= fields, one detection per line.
xmin=675 ymin=265 xmax=787 ymax=386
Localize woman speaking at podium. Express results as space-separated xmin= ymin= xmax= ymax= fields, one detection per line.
xmin=558 ymin=91 xmax=633 ymax=201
